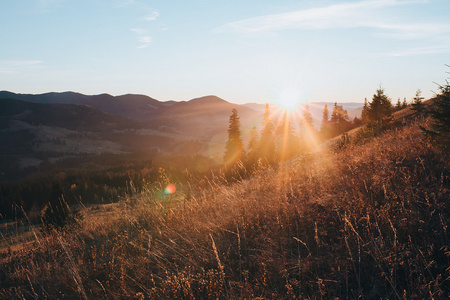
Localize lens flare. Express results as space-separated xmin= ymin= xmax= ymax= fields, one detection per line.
xmin=275 ymin=88 xmax=301 ymax=111
xmin=164 ymin=184 xmax=176 ymax=195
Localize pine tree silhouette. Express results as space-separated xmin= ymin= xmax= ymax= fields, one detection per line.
xmin=302 ymin=104 xmax=314 ymax=129
xmin=411 ymin=89 xmax=425 ymax=115
xmin=247 ymin=125 xmax=259 ymax=164
xmin=224 ymin=108 xmax=244 ymax=165
xmin=277 ymin=112 xmax=296 ymax=161
xmin=259 ymin=104 xmax=276 ymax=163
xmin=366 ymin=87 xmax=393 ymax=127
xmin=420 ymin=76 xmax=450 ymax=146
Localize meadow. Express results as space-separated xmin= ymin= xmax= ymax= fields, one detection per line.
xmin=1 ymin=112 xmax=448 ymax=299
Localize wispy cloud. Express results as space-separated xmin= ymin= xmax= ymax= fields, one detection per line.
xmin=0 ymin=60 xmax=42 ymax=66
xmin=34 ymin=0 xmax=65 ymax=13
xmin=130 ymin=9 xmax=160 ymax=49
xmin=0 ymin=60 xmax=43 ymax=74
xmin=115 ymin=0 xmax=135 ymax=7
xmin=384 ymin=45 xmax=450 ymax=56
xmin=131 ymin=28 xmax=152 ymax=49
xmin=144 ymin=10 xmax=160 ymax=21
xmin=36 ymin=0 xmax=64 ymax=6
xmin=216 ymin=0 xmax=444 ymax=41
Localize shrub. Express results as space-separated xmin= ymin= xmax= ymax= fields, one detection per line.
xmin=41 ymin=183 xmax=81 ymax=230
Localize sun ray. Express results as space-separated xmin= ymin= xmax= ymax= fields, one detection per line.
xmin=279 ymin=112 xmax=292 ymax=161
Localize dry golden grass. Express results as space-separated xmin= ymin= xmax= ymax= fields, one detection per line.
xmin=1 ymin=117 xmax=449 ymax=299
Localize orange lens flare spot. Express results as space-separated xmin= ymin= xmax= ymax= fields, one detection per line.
xmin=164 ymin=184 xmax=176 ymax=195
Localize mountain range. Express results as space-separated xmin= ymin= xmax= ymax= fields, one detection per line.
xmin=0 ymin=91 xmax=363 ymax=131
xmin=0 ymin=91 xmax=363 ymax=181
xmin=0 ymin=91 xmax=263 ymax=137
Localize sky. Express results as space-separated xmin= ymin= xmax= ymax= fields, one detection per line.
xmin=1 ymin=0 xmax=449 ymax=105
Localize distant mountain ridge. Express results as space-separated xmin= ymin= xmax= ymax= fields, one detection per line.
xmin=0 ymin=91 xmax=263 ymax=137
xmin=1 ymin=91 xmax=364 ymax=123
xmin=0 ymin=91 xmax=163 ymax=122
xmin=0 ymin=91 xmax=364 ymax=137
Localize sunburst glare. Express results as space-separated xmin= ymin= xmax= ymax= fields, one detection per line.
xmin=275 ymin=88 xmax=302 ymax=111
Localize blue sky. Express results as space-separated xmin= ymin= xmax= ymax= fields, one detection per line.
xmin=1 ymin=0 xmax=449 ymax=104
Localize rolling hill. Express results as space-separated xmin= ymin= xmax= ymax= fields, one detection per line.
xmin=0 ymin=91 xmax=164 ymax=122
xmin=0 ymin=91 xmax=263 ymax=138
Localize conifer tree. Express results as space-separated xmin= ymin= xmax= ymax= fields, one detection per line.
xmin=353 ymin=116 xmax=362 ymax=127
xmin=402 ymin=97 xmax=408 ymax=108
xmin=366 ymin=87 xmax=393 ymax=126
xmin=361 ymin=97 xmax=369 ymax=122
xmin=277 ymin=112 xmax=296 ymax=161
xmin=275 ymin=112 xmax=286 ymax=139
xmin=330 ymin=102 xmax=339 ymax=124
xmin=411 ymin=89 xmax=425 ymax=115
xmin=320 ymin=104 xmax=329 ymax=132
xmin=259 ymin=104 xmax=276 ymax=162
xmin=330 ymin=102 xmax=350 ymax=135
xmin=224 ymin=108 xmax=244 ymax=165
xmin=396 ymin=97 xmax=402 ymax=110
xmin=320 ymin=104 xmax=330 ymax=139
xmin=302 ymin=103 xmax=314 ymax=129
xmin=247 ymin=125 xmax=259 ymax=163
xmin=421 ymin=78 xmax=450 ymax=145
xmin=298 ymin=104 xmax=316 ymax=152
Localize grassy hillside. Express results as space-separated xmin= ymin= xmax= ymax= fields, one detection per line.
xmin=1 ymin=117 xmax=448 ymax=298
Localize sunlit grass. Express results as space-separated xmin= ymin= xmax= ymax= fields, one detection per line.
xmin=1 ymin=117 xmax=448 ymax=298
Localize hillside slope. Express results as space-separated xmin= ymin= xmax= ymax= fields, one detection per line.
xmin=1 ymin=116 xmax=448 ymax=298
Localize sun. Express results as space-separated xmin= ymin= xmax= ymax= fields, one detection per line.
xmin=275 ymin=88 xmax=301 ymax=111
